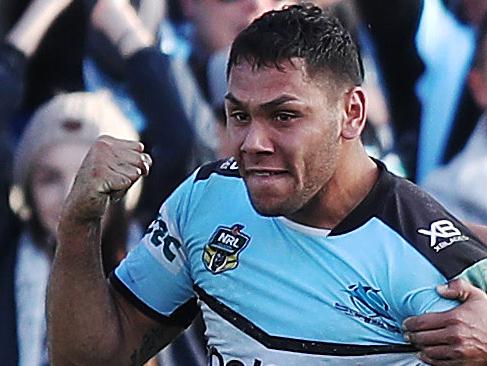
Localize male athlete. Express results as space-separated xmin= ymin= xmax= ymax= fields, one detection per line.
xmin=48 ymin=4 xmax=487 ymax=365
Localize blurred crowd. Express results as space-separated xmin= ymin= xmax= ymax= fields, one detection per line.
xmin=1 ymin=0 xmax=487 ymax=365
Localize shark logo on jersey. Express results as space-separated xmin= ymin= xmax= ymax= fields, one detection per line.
xmin=335 ymin=283 xmax=401 ymax=334
xmin=203 ymin=224 xmax=250 ymax=274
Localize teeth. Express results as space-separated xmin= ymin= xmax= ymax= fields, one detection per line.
xmin=254 ymin=172 xmax=275 ymax=177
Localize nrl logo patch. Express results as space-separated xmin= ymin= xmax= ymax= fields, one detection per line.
xmin=203 ymin=224 xmax=250 ymax=274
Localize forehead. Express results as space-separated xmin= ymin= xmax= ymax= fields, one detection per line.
xmin=227 ymin=59 xmax=333 ymax=104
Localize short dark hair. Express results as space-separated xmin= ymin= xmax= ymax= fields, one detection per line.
xmin=227 ymin=3 xmax=364 ymax=86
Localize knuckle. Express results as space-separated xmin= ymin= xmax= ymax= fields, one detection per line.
xmin=98 ymin=134 xmax=115 ymax=142
xmin=446 ymin=332 xmax=463 ymax=345
xmin=446 ymin=314 xmax=463 ymax=327
xmin=94 ymin=138 xmax=111 ymax=152
xmin=451 ymin=347 xmax=467 ymax=359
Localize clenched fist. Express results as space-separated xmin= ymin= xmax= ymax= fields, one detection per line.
xmin=63 ymin=135 xmax=152 ymax=222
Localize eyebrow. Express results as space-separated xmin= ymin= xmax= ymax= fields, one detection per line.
xmin=225 ymin=93 xmax=300 ymax=112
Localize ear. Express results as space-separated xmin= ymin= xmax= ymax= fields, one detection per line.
xmin=341 ymin=87 xmax=367 ymax=140
xmin=468 ymin=69 xmax=487 ymax=109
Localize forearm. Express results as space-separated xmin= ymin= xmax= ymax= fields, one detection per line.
xmin=90 ymin=0 xmax=154 ymax=59
xmin=5 ymin=0 xmax=73 ymax=57
xmin=48 ymin=216 xmax=128 ymax=365
xmin=48 ymin=136 xmax=172 ymax=365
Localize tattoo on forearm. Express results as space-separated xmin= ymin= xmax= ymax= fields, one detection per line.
xmin=130 ymin=327 xmax=165 ymax=366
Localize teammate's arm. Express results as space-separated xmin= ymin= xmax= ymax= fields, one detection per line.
xmin=403 ymin=279 xmax=487 ymax=365
xmin=47 ymin=136 xmax=182 ymax=365
xmin=403 ymin=223 xmax=487 ymax=365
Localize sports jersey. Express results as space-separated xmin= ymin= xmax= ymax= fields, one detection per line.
xmin=112 ymin=158 xmax=487 ymax=366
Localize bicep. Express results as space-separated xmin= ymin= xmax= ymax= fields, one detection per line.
xmin=110 ymin=283 xmax=184 ymax=366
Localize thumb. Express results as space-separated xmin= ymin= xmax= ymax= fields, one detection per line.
xmin=437 ymin=278 xmax=482 ymax=302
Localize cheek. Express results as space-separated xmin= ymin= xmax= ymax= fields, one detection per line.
xmin=216 ymin=124 xmax=233 ymax=159
xmin=226 ymin=126 xmax=244 ymax=156
xmin=299 ymin=129 xmax=340 ymax=179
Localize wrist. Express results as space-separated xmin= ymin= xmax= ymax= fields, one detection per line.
xmin=117 ymin=27 xmax=153 ymax=58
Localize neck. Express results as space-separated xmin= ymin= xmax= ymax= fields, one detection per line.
xmin=288 ymin=143 xmax=379 ymax=229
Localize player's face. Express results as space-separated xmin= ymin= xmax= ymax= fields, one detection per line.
xmin=226 ymin=59 xmax=344 ymax=219
xmin=30 ymin=142 xmax=90 ymax=237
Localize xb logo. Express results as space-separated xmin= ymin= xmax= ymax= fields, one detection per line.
xmin=417 ymin=220 xmax=461 ymax=247
xmin=417 ymin=219 xmax=469 ymax=252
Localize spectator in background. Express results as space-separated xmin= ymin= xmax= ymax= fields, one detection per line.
xmin=0 ymin=2 xmax=76 ymax=343
xmin=178 ymin=0 xmax=287 ymax=98
xmin=368 ymin=0 xmax=487 ymax=182
xmin=440 ymin=0 xmax=487 ymax=164
xmin=413 ymin=0 xmax=483 ymax=182
xmin=7 ymin=0 xmax=86 ymax=136
xmin=0 ymin=91 xmax=144 ymax=366
xmin=319 ymin=0 xmax=422 ymax=179
xmin=351 ymin=0 xmax=487 ymax=181
xmin=0 ymin=0 xmax=75 ymax=239
xmin=424 ymin=15 xmax=487 ymax=224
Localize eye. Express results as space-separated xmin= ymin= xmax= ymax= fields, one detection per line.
xmin=229 ymin=111 xmax=250 ymax=123
xmin=274 ymin=112 xmax=297 ymax=123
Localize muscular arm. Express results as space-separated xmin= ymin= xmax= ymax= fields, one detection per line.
xmin=47 ymin=137 xmax=183 ymax=365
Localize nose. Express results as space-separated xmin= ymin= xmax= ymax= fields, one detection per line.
xmin=240 ymin=121 xmax=274 ymax=155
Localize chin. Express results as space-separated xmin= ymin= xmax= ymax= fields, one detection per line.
xmin=251 ymin=203 xmax=282 ymax=217
xmin=248 ymin=194 xmax=297 ymax=218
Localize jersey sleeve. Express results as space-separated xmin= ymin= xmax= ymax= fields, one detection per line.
xmin=110 ymin=169 xmax=200 ymax=328
xmin=351 ymin=165 xmax=487 ymax=320
xmin=389 ymin=180 xmax=487 ymax=316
